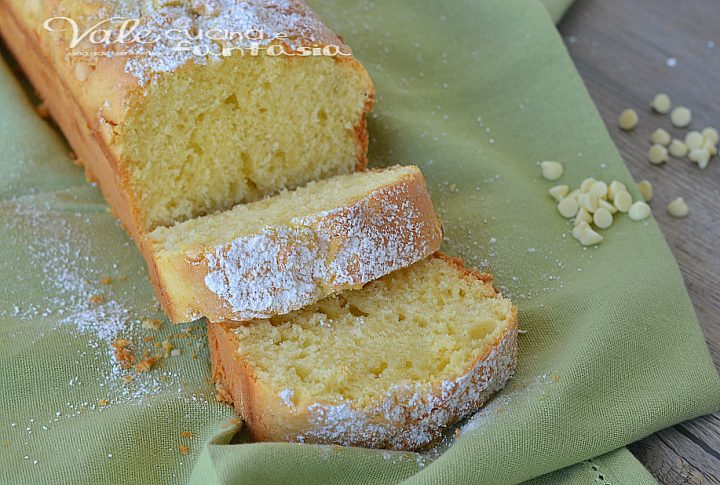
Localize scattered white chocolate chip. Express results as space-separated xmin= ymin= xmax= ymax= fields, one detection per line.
xmin=580 ymin=177 xmax=597 ymax=193
xmin=670 ymin=106 xmax=692 ymax=128
xmin=598 ymin=198 xmax=618 ymax=214
xmin=689 ymin=148 xmax=710 ymax=169
xmin=593 ymin=208 xmax=613 ymax=229
xmin=636 ymin=180 xmax=653 ymax=202
xmin=703 ymin=138 xmax=718 ymax=156
xmin=628 ymin=201 xmax=651 ymax=221
xmin=667 ymin=197 xmax=689 ymax=218
xmin=566 ymin=189 xmax=581 ymax=201
xmin=540 ymin=161 xmax=564 ymax=181
xmin=608 ymin=181 xmax=627 ymax=200
xmin=558 ymin=197 xmax=579 ymax=218
xmin=650 ymin=93 xmax=671 ymax=114
xmin=579 ymin=192 xmax=599 ymax=213
xmin=648 ymin=144 xmax=668 ymax=164
xmin=685 ymin=131 xmax=704 ymax=150
xmin=613 ymin=191 xmax=633 ymax=213
xmin=650 ymin=128 xmax=671 ymax=146
xmin=572 ymin=221 xmax=590 ymax=240
xmin=575 ymin=207 xmax=593 ymax=225
xmin=618 ymin=109 xmax=639 ymax=130
xmin=668 ymin=139 xmax=688 ymax=158
xmin=579 ymin=227 xmax=604 ymax=246
xmin=589 ymin=181 xmax=608 ymax=199
xmin=548 ymin=184 xmax=569 ymax=202
xmin=702 ymin=127 xmax=719 ymax=144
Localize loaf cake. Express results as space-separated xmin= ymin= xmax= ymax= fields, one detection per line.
xmin=0 ymin=0 xmax=374 ymax=238
xmin=144 ymin=165 xmax=442 ymax=323
xmin=209 ymin=254 xmax=518 ymax=450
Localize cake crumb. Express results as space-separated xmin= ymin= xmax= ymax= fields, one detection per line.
xmin=88 ymin=294 xmax=104 ymax=305
xmin=179 ymin=445 xmax=189 ymax=455
xmin=101 ymin=276 xmax=112 ymax=285
xmin=112 ymin=339 xmax=136 ymax=369
xmin=141 ymin=319 xmax=162 ymax=330
xmin=36 ymin=102 xmax=50 ymax=119
xmin=161 ymin=340 xmax=174 ymax=356
xmin=97 ymin=399 xmax=109 ymax=407
xmin=135 ymin=356 xmax=159 ymax=373
xmin=180 ymin=431 xmax=193 ymax=439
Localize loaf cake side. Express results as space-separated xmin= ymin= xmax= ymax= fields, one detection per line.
xmin=0 ymin=0 xmax=374 ymax=237
xmin=209 ymin=254 xmax=519 ymax=450
xmin=144 ymin=166 xmax=443 ymax=323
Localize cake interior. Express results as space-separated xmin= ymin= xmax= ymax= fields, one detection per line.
xmin=147 ymin=165 xmax=418 ymax=253
xmin=232 ymin=257 xmax=514 ymax=409
xmin=121 ymin=53 xmax=372 ymax=231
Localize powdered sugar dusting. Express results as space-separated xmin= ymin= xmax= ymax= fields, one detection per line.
xmin=86 ymin=0 xmax=344 ymax=86
xmin=1 ymin=200 xmax=200 ymax=402
xmin=204 ymin=174 xmax=441 ymax=320
xmin=296 ymin=325 xmax=518 ymax=450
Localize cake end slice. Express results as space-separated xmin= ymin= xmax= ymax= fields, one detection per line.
xmin=208 ymin=254 xmax=518 ymax=450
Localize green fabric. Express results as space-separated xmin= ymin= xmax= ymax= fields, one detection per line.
xmin=539 ymin=0 xmax=576 ymax=23
xmin=1 ymin=0 xmax=717 ymax=483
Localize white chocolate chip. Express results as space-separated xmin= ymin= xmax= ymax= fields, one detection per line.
xmin=589 ymin=181 xmax=608 ymax=199
xmin=703 ymin=138 xmax=718 ymax=156
xmin=636 ymin=180 xmax=653 ymax=202
xmin=618 ymin=109 xmax=639 ymax=130
xmin=598 ymin=198 xmax=618 ymax=214
xmin=668 ymin=139 xmax=688 ymax=158
xmin=593 ymin=208 xmax=613 ymax=229
xmin=579 ymin=192 xmax=599 ymax=213
xmin=579 ymin=227 xmax=604 ymax=246
xmin=648 ymin=144 xmax=668 ymax=164
xmin=685 ymin=131 xmax=704 ymax=150
xmin=566 ymin=189 xmax=581 ymax=202
xmin=548 ymin=184 xmax=569 ymax=202
xmin=613 ymin=191 xmax=633 ymax=213
xmin=575 ymin=208 xmax=593 ymax=225
xmin=572 ymin=221 xmax=590 ymax=240
xmin=558 ymin=197 xmax=579 ymax=218
xmin=667 ymin=197 xmax=689 ymax=218
xmin=74 ymin=62 xmax=93 ymax=82
xmin=650 ymin=128 xmax=671 ymax=146
xmin=540 ymin=161 xmax=564 ymax=181
xmin=580 ymin=177 xmax=597 ymax=193
xmin=650 ymin=93 xmax=671 ymax=114
xmin=608 ymin=181 xmax=627 ymax=200
xmin=628 ymin=201 xmax=651 ymax=221
xmin=702 ymin=127 xmax=719 ymax=144
xmin=689 ymin=148 xmax=710 ymax=169
xmin=670 ymin=106 xmax=692 ymax=128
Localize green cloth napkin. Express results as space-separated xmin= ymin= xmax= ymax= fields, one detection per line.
xmin=540 ymin=0 xmax=576 ymax=23
xmin=1 ymin=0 xmax=718 ymax=483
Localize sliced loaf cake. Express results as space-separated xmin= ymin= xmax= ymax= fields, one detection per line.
xmin=209 ymin=254 xmax=518 ymax=450
xmin=144 ymin=166 xmax=442 ymax=323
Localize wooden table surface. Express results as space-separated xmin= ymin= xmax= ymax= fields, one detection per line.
xmin=558 ymin=0 xmax=720 ymax=482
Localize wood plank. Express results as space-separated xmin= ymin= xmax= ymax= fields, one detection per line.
xmin=558 ymin=0 xmax=720 ymax=482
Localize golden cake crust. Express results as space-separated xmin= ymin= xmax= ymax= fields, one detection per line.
xmin=208 ymin=253 xmax=519 ymax=450
xmin=144 ymin=167 xmax=443 ymax=323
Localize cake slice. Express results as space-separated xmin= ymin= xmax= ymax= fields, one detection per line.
xmin=144 ymin=166 xmax=442 ymax=323
xmin=208 ymin=254 xmax=518 ymax=450
xmin=0 ymin=0 xmax=373 ymax=237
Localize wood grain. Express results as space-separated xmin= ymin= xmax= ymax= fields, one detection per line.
xmin=558 ymin=0 xmax=720 ymax=482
